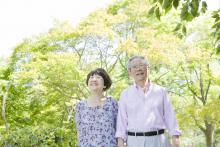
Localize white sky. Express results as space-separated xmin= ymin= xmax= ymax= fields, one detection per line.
xmin=0 ymin=0 xmax=111 ymax=58
xmin=0 ymin=0 xmax=219 ymax=58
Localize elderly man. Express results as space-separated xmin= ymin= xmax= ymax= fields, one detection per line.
xmin=116 ymin=55 xmax=180 ymax=147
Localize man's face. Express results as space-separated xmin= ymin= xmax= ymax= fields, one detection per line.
xmin=128 ymin=58 xmax=148 ymax=82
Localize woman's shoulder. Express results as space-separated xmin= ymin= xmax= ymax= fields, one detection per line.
xmin=76 ymin=99 xmax=87 ymax=108
xmin=107 ymin=96 xmax=118 ymax=106
xmin=107 ymin=96 xmax=117 ymax=102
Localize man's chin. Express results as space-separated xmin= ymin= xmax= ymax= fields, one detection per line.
xmin=135 ymin=77 xmax=146 ymax=81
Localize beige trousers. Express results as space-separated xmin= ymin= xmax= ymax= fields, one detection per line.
xmin=127 ymin=134 xmax=171 ymax=147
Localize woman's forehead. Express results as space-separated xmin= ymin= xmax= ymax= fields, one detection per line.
xmin=90 ymin=73 xmax=101 ymax=76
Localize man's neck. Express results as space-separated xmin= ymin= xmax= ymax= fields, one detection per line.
xmin=135 ymin=79 xmax=149 ymax=88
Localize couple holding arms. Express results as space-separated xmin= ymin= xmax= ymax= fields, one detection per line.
xmin=75 ymin=55 xmax=181 ymax=147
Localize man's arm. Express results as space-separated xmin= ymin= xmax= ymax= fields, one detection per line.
xmin=115 ymin=92 xmax=128 ymax=146
xmin=162 ymin=88 xmax=181 ymax=147
xmin=163 ymin=89 xmax=181 ymax=136
xmin=118 ymin=137 xmax=126 ymax=147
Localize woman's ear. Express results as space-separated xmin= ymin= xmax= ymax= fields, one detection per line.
xmin=128 ymin=69 xmax=132 ymax=76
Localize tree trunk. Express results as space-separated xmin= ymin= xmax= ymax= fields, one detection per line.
xmin=204 ymin=121 xmax=214 ymax=147
xmin=2 ymin=84 xmax=10 ymax=131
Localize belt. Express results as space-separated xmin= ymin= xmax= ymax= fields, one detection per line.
xmin=127 ymin=129 xmax=164 ymax=136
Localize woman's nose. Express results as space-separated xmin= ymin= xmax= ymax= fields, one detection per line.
xmin=90 ymin=77 xmax=97 ymax=81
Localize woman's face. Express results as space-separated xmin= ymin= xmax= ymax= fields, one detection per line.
xmin=88 ymin=74 xmax=105 ymax=92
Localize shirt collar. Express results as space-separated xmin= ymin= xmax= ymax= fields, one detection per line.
xmin=134 ymin=79 xmax=151 ymax=90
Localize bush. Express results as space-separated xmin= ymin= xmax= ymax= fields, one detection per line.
xmin=0 ymin=125 xmax=77 ymax=147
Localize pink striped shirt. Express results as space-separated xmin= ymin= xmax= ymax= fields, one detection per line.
xmin=115 ymin=82 xmax=181 ymax=139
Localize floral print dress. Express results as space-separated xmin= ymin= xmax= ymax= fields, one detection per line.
xmin=75 ymin=97 xmax=118 ymax=147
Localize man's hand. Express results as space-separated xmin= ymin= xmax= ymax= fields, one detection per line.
xmin=118 ymin=137 xmax=127 ymax=147
xmin=171 ymin=135 xmax=180 ymax=147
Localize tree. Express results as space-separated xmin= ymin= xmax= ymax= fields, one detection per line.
xmin=1 ymin=0 xmax=220 ymax=146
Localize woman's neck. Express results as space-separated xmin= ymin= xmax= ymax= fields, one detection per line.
xmin=87 ymin=91 xmax=106 ymax=107
xmin=89 ymin=91 xmax=105 ymax=101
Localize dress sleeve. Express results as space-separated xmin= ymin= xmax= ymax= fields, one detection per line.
xmin=75 ymin=102 xmax=82 ymax=137
xmin=113 ymin=99 xmax=118 ymax=130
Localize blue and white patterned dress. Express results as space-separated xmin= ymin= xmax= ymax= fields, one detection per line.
xmin=75 ymin=97 xmax=118 ymax=147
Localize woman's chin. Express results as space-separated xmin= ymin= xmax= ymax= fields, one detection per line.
xmin=90 ymin=88 xmax=103 ymax=92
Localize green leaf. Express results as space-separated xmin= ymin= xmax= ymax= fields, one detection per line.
xmin=173 ymin=0 xmax=179 ymax=9
xmin=181 ymin=4 xmax=188 ymax=20
xmin=151 ymin=0 xmax=158 ymax=3
xmin=155 ymin=7 xmax=161 ymax=20
xmin=212 ymin=21 xmax=220 ymax=29
xmin=173 ymin=23 xmax=182 ymax=32
xmin=216 ymin=44 xmax=220 ymax=54
xmin=148 ymin=5 xmax=156 ymax=15
xmin=212 ymin=13 xmax=219 ymax=19
xmin=161 ymin=0 xmax=173 ymax=13
xmin=162 ymin=0 xmax=171 ymax=9
xmin=182 ymin=25 xmax=186 ymax=35
xmin=201 ymin=1 xmax=207 ymax=12
xmin=107 ymin=0 xmax=129 ymax=15
xmin=159 ymin=0 xmax=163 ymax=5
xmin=190 ymin=0 xmax=199 ymax=17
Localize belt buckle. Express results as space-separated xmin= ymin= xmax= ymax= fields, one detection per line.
xmin=156 ymin=130 xmax=159 ymax=135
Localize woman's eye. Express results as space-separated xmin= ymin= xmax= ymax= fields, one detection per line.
xmin=89 ymin=75 xmax=102 ymax=79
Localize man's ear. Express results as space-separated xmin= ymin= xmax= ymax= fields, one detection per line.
xmin=147 ymin=66 xmax=150 ymax=73
xmin=128 ymin=69 xmax=132 ymax=76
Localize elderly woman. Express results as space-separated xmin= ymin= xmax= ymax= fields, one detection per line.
xmin=75 ymin=68 xmax=118 ymax=147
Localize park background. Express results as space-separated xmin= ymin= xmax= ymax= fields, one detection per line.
xmin=0 ymin=0 xmax=220 ymax=146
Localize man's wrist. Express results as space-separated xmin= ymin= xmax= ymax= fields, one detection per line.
xmin=172 ymin=135 xmax=180 ymax=147
xmin=118 ymin=137 xmax=126 ymax=147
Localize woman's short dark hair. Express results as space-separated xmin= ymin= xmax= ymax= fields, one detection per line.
xmin=86 ymin=68 xmax=112 ymax=91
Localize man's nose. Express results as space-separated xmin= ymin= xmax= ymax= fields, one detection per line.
xmin=135 ymin=66 xmax=142 ymax=70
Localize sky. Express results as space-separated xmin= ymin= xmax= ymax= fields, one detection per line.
xmin=0 ymin=0 xmax=219 ymax=58
xmin=0 ymin=0 xmax=111 ymax=58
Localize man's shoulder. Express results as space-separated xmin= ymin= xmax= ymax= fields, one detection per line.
xmin=151 ymin=83 xmax=166 ymax=92
xmin=121 ymin=85 xmax=135 ymax=94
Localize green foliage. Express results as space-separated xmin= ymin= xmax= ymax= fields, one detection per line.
xmin=0 ymin=125 xmax=77 ymax=147
xmin=148 ymin=0 xmax=220 ymax=54
xmin=1 ymin=0 xmax=220 ymax=146
xmin=212 ymin=10 xmax=220 ymax=54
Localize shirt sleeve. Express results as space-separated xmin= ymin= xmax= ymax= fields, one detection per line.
xmin=115 ymin=91 xmax=128 ymax=140
xmin=163 ymin=89 xmax=181 ymax=136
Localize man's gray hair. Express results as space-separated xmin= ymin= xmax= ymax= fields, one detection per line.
xmin=127 ymin=55 xmax=149 ymax=70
